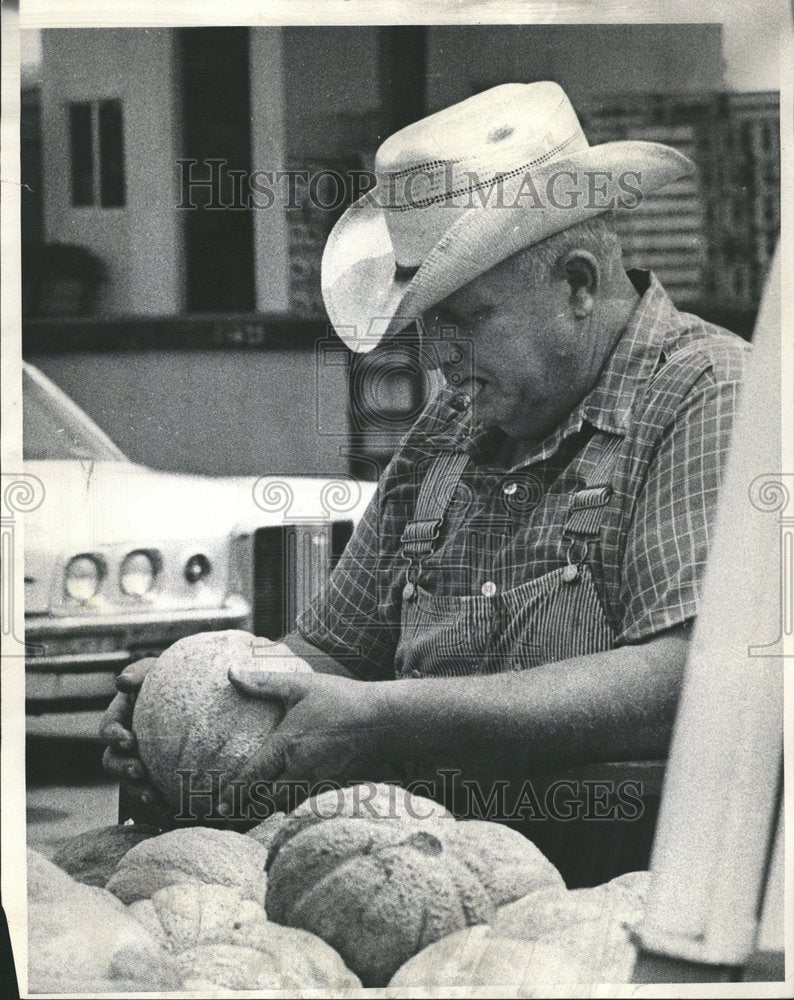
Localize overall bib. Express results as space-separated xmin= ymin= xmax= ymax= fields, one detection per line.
xmin=395 ymin=435 xmax=621 ymax=680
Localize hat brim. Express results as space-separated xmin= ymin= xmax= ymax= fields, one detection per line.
xmin=322 ymin=141 xmax=695 ymax=353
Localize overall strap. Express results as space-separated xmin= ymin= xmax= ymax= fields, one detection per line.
xmin=401 ymin=453 xmax=470 ymax=575
xmin=563 ymin=433 xmax=624 ymax=541
xmin=559 ymin=432 xmax=624 ymax=589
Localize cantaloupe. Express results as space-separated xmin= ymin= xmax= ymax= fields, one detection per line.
xmin=126 ymin=883 xmax=362 ymax=989
xmin=389 ymin=925 xmax=581 ymax=991
xmin=245 ymin=811 xmax=286 ymax=851
xmin=265 ymin=782 xmax=564 ymax=987
xmin=176 ymin=939 xmax=362 ymax=991
xmin=106 ymin=827 xmax=268 ymax=905
xmin=389 ymin=870 xmax=651 ymax=988
xmin=27 ymin=849 xmax=178 ymax=992
xmin=50 ymin=823 xmax=161 ymax=887
xmin=492 ymin=869 xmax=651 ymax=940
xmin=132 ymin=630 xmax=311 ymax=818
xmin=128 ymin=883 xmax=270 ymax=953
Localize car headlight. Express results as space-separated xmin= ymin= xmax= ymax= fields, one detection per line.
xmin=184 ymin=553 xmax=211 ymax=584
xmin=65 ymin=555 xmax=104 ymax=601
xmin=120 ymin=550 xmax=157 ymax=596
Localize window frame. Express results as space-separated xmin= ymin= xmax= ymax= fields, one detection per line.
xmin=67 ymin=97 xmax=127 ymax=209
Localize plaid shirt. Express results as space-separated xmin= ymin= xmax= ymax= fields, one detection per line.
xmin=286 ymin=271 xmax=749 ymax=679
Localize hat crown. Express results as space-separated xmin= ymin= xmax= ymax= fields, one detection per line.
xmin=373 ymin=82 xmax=590 ymax=266
xmin=376 ymin=82 xmax=587 ymax=178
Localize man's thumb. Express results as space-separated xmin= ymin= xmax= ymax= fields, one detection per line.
xmin=228 ymin=665 xmax=306 ymax=704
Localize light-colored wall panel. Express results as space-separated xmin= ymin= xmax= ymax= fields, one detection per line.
xmin=40 ymin=28 xmax=184 ymax=315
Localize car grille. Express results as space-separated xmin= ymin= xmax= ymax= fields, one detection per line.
xmin=252 ymin=520 xmax=353 ymax=639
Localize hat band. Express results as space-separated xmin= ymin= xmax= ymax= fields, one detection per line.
xmin=382 ymin=126 xmax=587 ymax=213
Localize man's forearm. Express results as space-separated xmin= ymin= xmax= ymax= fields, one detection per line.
xmin=376 ymin=628 xmax=691 ymax=784
xmin=278 ymin=632 xmax=360 ymax=678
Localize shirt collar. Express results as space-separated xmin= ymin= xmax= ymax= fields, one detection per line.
xmin=579 ymin=269 xmax=681 ymax=435
xmin=448 ymin=270 xmax=683 ymax=468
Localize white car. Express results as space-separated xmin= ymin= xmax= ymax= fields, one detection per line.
xmin=23 ymin=363 xmax=375 ymax=737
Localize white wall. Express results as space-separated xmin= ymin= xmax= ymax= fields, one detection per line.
xmin=250 ymin=27 xmax=379 ymax=312
xmin=250 ymin=28 xmax=290 ymax=313
xmin=723 ymin=17 xmax=781 ymax=92
xmin=247 ymin=26 xmax=383 ymax=314
xmin=40 ymin=28 xmax=184 ymax=316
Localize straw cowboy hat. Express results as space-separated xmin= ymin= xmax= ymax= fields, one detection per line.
xmin=321 ymin=81 xmax=695 ymax=353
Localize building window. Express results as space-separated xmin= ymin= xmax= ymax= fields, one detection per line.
xmin=68 ymin=99 xmax=126 ymax=207
xmin=69 ymin=103 xmax=93 ymax=205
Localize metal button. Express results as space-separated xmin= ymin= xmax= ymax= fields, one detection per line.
xmin=481 ymin=580 xmax=497 ymax=597
xmin=403 ymin=582 xmax=415 ymax=600
xmin=562 ymin=563 xmax=579 ymax=583
xmin=502 ymin=481 xmax=518 ymax=495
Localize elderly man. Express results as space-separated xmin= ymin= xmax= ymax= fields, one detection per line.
xmin=103 ymin=83 xmax=747 ymax=820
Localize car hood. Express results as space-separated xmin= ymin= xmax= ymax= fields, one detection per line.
xmin=24 ymin=460 xmax=374 ymax=547
xmin=22 ymin=460 xmax=375 ymax=614
xmin=25 ymin=460 xmax=256 ymax=548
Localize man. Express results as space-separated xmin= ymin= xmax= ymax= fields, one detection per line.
xmin=103 ymin=82 xmax=748 ymax=822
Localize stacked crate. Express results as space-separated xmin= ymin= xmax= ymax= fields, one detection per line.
xmin=696 ymin=93 xmax=780 ymax=310
xmin=582 ymin=110 xmax=705 ymax=307
xmin=578 ymin=92 xmax=780 ymax=313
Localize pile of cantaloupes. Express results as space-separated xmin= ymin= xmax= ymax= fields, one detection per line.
xmin=28 ymin=632 xmax=649 ymax=991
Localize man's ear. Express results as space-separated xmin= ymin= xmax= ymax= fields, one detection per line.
xmin=561 ymin=251 xmax=599 ymax=320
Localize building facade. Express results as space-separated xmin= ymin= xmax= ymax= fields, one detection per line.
xmin=29 ymin=23 xmax=780 ymax=324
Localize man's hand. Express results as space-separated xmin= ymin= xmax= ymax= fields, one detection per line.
xmin=220 ymin=667 xmax=394 ymax=814
xmin=100 ymin=657 xmax=166 ymax=812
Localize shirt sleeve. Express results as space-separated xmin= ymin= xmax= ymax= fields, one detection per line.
xmin=281 ymin=460 xmax=408 ymax=680
xmin=281 ymin=387 xmax=463 ymax=677
xmin=616 ymin=368 xmax=744 ymax=643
